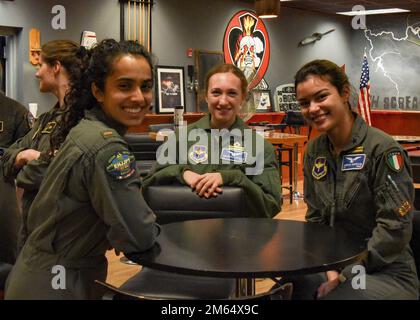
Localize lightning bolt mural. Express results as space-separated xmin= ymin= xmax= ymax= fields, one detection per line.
xmin=363 ymin=18 xmax=420 ymax=105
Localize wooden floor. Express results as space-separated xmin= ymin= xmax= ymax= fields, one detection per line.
xmin=105 ymin=180 xmax=307 ymax=294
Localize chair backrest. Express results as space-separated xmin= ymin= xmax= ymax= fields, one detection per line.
xmin=284 ymin=110 xmax=305 ymax=126
xmin=124 ymin=133 xmax=163 ymax=177
xmin=124 ymin=133 xmax=162 ymax=161
xmin=148 ymin=123 xmax=174 ymax=133
xmin=144 ymin=185 xmax=245 ymax=224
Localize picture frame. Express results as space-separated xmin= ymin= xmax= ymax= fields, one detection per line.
xmin=253 ymin=89 xmax=272 ymax=113
xmin=195 ymin=50 xmax=224 ymax=112
xmin=155 ymin=65 xmax=185 ymax=114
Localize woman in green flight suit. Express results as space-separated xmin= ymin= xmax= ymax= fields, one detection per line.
xmin=5 ymin=39 xmax=159 ymax=300
xmin=287 ymin=59 xmax=418 ymax=299
xmin=143 ymin=63 xmax=282 ymax=218
xmin=0 ymin=90 xmax=32 ymax=265
xmin=2 ymin=40 xmax=84 ymax=251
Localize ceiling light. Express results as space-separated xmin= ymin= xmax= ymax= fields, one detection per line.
xmin=255 ymin=0 xmax=280 ymax=19
xmin=337 ymin=8 xmax=410 ymax=16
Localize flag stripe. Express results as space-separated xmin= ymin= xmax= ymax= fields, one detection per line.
xmin=357 ymin=55 xmax=372 ymax=126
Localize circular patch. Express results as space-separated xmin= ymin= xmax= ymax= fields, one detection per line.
xmin=386 ymin=150 xmax=404 ymax=172
xmin=106 ymin=151 xmax=136 ymax=180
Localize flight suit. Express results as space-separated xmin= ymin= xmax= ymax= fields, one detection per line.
xmin=5 ymin=107 xmax=159 ymax=300
xmin=143 ymin=114 xmax=282 ymax=218
xmin=297 ymin=113 xmax=418 ymax=299
xmin=2 ymin=103 xmax=63 ymax=250
xmin=0 ymin=92 xmax=31 ymax=264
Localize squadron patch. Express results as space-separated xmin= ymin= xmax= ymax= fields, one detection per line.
xmin=220 ymin=142 xmax=247 ymax=163
xmin=189 ymin=145 xmax=208 ymax=163
xmin=341 ymin=154 xmax=366 ymax=171
xmin=312 ymin=157 xmax=327 ymax=180
xmin=106 ymin=151 xmax=136 ymax=180
xmin=386 ymin=151 xmax=404 ymax=172
xmin=41 ymin=121 xmax=57 ymax=134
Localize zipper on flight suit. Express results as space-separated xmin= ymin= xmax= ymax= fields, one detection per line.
xmin=329 ymin=155 xmax=339 ymax=227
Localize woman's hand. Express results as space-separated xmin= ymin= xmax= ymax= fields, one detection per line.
xmin=316 ymin=270 xmax=340 ymax=299
xmin=192 ymin=173 xmax=223 ymax=198
xmin=183 ymin=170 xmax=202 ymax=188
xmin=14 ymin=149 xmax=41 ymax=168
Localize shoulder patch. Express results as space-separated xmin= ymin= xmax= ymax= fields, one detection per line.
xmin=312 ymin=156 xmax=328 ymax=180
xmin=106 ymin=151 xmax=136 ymax=180
xmin=0 ymin=120 xmax=3 ymax=132
xmin=101 ymin=130 xmax=114 ymax=138
xmin=41 ymin=121 xmax=57 ymax=134
xmin=189 ymin=145 xmax=208 ymax=164
xmin=386 ymin=150 xmax=404 ymax=172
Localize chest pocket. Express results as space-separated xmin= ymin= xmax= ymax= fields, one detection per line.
xmin=343 ymin=173 xmax=366 ymax=209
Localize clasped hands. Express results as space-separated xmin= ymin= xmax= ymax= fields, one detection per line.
xmin=183 ymin=170 xmax=223 ymax=199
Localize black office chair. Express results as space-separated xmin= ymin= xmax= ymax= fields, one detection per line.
xmin=112 ymin=185 xmax=247 ymax=300
xmin=95 ymin=279 xmax=292 ymax=300
xmin=124 ymin=133 xmax=163 ymax=177
xmin=148 ymin=123 xmax=174 ymax=132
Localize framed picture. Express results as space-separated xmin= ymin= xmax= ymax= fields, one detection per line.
xmin=253 ymin=89 xmax=272 ymax=113
xmin=155 ymin=66 xmax=185 ymax=114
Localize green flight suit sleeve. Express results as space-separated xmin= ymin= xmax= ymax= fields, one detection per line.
xmin=341 ymin=145 xmax=414 ymax=279
xmin=303 ymin=150 xmax=327 ymax=224
xmin=12 ymin=108 xmax=31 ymax=143
xmin=2 ymin=116 xmax=44 ymax=180
xmin=88 ymin=142 xmax=159 ymax=254
xmin=365 ymin=145 xmax=414 ymax=273
xmin=219 ymin=141 xmax=281 ymax=218
xmin=15 ymin=154 xmax=52 ymax=190
xmin=142 ymin=163 xmax=191 ymax=189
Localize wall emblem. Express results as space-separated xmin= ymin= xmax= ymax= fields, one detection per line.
xmin=223 ymin=10 xmax=270 ymax=90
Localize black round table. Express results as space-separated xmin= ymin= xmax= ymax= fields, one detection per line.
xmin=127 ymin=218 xmax=367 ymax=296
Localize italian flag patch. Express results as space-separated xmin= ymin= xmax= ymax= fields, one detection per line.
xmin=386 ymin=151 xmax=404 ymax=172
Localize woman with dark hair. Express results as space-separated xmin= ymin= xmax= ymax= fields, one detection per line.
xmin=143 ymin=63 xmax=281 ymax=218
xmin=288 ymin=59 xmax=418 ymax=299
xmin=5 ymin=39 xmax=159 ymax=300
xmin=2 ymin=40 xmax=85 ymax=250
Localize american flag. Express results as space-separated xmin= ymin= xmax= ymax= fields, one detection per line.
xmin=357 ymin=55 xmax=372 ymax=126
